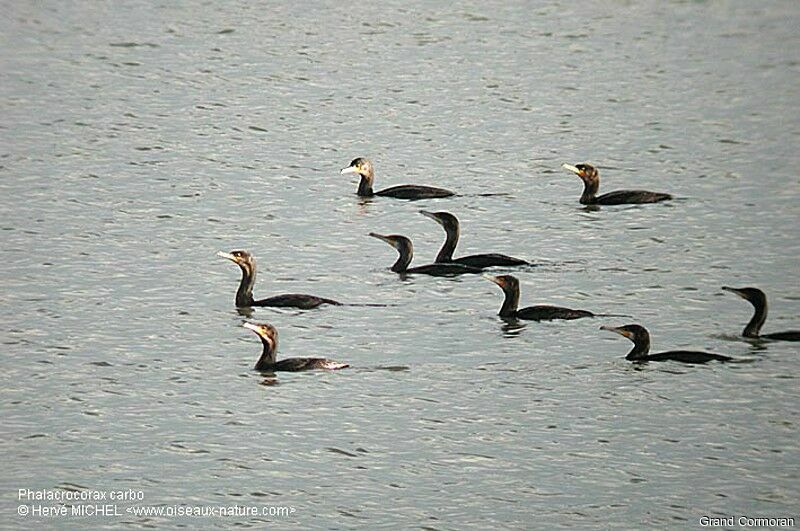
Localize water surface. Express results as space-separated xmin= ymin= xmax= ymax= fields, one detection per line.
xmin=2 ymin=1 xmax=799 ymax=529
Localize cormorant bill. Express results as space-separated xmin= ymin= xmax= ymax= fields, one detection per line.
xmin=341 ymin=157 xmax=455 ymax=200
xmin=562 ymin=163 xmax=672 ymax=205
xmin=368 ymin=233 xmax=481 ymax=276
xmin=601 ymin=324 xmax=732 ymax=363
xmin=419 ymin=210 xmax=528 ymax=268
xmin=217 ymin=250 xmax=341 ymax=309
xmin=243 ymin=322 xmax=349 ymax=371
xmin=485 ymin=274 xmax=595 ymax=320
xmin=722 ymin=286 xmax=800 ymax=341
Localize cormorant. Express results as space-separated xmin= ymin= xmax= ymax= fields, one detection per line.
xmin=419 ymin=210 xmax=528 ymax=268
xmin=562 ymin=163 xmax=672 ymax=205
xmin=341 ymin=158 xmax=454 ymax=200
xmin=368 ymin=233 xmax=481 ymax=276
xmin=486 ymin=274 xmax=595 ymax=320
xmin=722 ymin=286 xmax=800 ymax=341
xmin=243 ymin=322 xmax=349 ymax=371
xmin=217 ymin=250 xmax=341 ymax=309
xmin=601 ymin=324 xmax=732 ymax=363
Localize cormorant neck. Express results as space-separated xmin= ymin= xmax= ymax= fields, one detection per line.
xmin=580 ymin=178 xmax=599 ymax=205
xmin=254 ymin=340 xmax=277 ymax=370
xmin=435 ymin=223 xmax=459 ymax=263
xmin=235 ymin=264 xmax=256 ymax=307
xmin=625 ymin=334 xmax=651 ymax=360
xmin=743 ymin=298 xmax=767 ymax=338
xmin=499 ymin=284 xmax=520 ymax=318
xmin=391 ymin=242 xmax=413 ymax=273
xmin=357 ymin=175 xmax=374 ymax=197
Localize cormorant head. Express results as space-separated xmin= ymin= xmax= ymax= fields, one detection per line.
xmin=341 ymin=157 xmax=374 ymax=179
xmin=217 ymin=250 xmax=255 ymax=273
xmin=600 ymin=324 xmax=649 ymax=343
xmin=721 ymin=286 xmax=767 ymax=307
xmin=243 ymin=322 xmax=278 ymax=353
xmin=368 ymin=232 xmax=412 ymax=253
xmin=485 ymin=274 xmax=519 ymax=292
xmin=562 ymin=162 xmax=599 ymax=183
xmin=369 ymin=233 xmax=413 ymax=272
xmin=420 ymin=210 xmax=460 ymax=233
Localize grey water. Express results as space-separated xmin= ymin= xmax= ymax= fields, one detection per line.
xmin=2 ymin=1 xmax=799 ymax=529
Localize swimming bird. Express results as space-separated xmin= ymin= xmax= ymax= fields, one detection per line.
xmin=341 ymin=157 xmax=454 ymax=200
xmin=419 ymin=210 xmax=528 ymax=268
xmin=562 ymin=163 xmax=672 ymax=205
xmin=369 ymin=233 xmax=481 ymax=276
xmin=243 ymin=322 xmax=349 ymax=371
xmin=722 ymin=286 xmax=800 ymax=341
xmin=485 ymin=274 xmax=595 ymax=320
xmin=217 ymin=250 xmax=341 ymax=309
xmin=601 ymin=324 xmax=732 ymax=363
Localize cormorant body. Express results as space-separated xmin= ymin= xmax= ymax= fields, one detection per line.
xmin=369 ymin=233 xmax=481 ymax=276
xmin=341 ymin=158 xmax=454 ymax=200
xmin=722 ymin=286 xmax=800 ymax=341
xmin=217 ymin=250 xmax=341 ymax=309
xmin=601 ymin=324 xmax=732 ymax=363
xmin=487 ymin=274 xmax=595 ymax=320
xmin=562 ymin=163 xmax=672 ymax=205
xmin=244 ymin=322 xmax=348 ymax=371
xmin=419 ymin=210 xmax=527 ymax=269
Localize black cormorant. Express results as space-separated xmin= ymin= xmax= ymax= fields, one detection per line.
xmin=486 ymin=274 xmax=596 ymax=320
xmin=562 ymin=163 xmax=672 ymax=205
xmin=341 ymin=158 xmax=454 ymax=200
xmin=243 ymin=322 xmax=349 ymax=371
xmin=218 ymin=250 xmax=341 ymax=309
xmin=722 ymin=286 xmax=800 ymax=341
xmin=601 ymin=324 xmax=732 ymax=363
xmin=419 ymin=210 xmax=528 ymax=268
xmin=369 ymin=233 xmax=481 ymax=276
